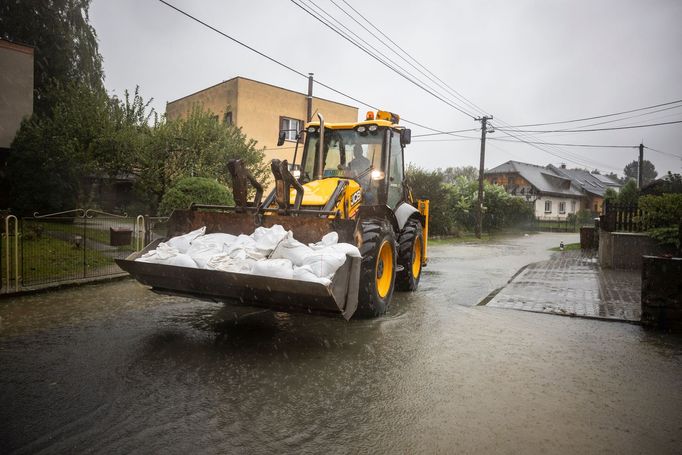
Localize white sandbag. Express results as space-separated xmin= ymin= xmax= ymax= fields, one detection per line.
xmin=164 ymin=226 xmax=206 ymax=253
xmin=186 ymin=233 xmax=236 ymax=268
xmin=251 ymin=225 xmax=288 ymax=250
xmin=300 ymin=249 xmax=347 ymax=278
xmin=270 ymin=232 xmax=314 ymax=266
xmin=206 ymin=253 xmax=256 ymax=273
xmin=326 ymin=242 xmax=361 ymax=258
xmin=167 ymin=253 xmax=198 ymax=268
xmin=252 ymin=258 xmax=294 ymax=279
xmin=308 ymin=231 xmax=338 ymax=249
xmin=135 ymin=242 xmax=180 ymax=264
xmin=225 ymin=234 xmax=269 ymax=261
xmin=190 ymin=232 xmax=237 ymax=249
xmin=293 ymin=265 xmax=332 ymax=286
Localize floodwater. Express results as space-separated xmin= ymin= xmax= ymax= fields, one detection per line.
xmin=1 ymin=233 xmax=680 ymax=454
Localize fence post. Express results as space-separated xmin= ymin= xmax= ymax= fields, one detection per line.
xmin=3 ymin=215 xmax=20 ymax=293
xmin=135 ymin=215 xmax=145 ymax=252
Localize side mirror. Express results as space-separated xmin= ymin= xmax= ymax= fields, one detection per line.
xmin=400 ymin=128 xmax=411 ymax=145
xmin=277 ymin=131 xmax=286 ymax=146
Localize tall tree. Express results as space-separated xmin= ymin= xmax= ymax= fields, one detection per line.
xmin=0 ymin=0 xmax=104 ymax=115
xmin=623 ymin=160 xmax=657 ymax=186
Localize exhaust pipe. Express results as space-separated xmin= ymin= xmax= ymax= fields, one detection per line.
xmin=316 ymin=112 xmax=325 ymax=180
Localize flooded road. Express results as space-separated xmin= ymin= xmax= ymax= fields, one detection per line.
xmin=1 ymin=233 xmax=681 ymax=454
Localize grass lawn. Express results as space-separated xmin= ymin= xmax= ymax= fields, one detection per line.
xmin=5 ymin=236 xmax=113 ymax=285
xmin=27 ymin=221 xmax=136 ymax=253
xmin=549 ymin=242 xmax=581 ymax=252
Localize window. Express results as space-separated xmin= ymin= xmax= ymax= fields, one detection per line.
xmin=571 ymin=200 xmax=576 ymax=213
xmin=544 ymin=200 xmax=552 ymax=213
xmin=559 ymin=201 xmax=566 ymax=214
xmin=387 ymin=131 xmax=404 ymax=209
xmin=223 ymin=111 xmax=233 ymax=125
xmin=280 ymin=117 xmax=302 ymax=141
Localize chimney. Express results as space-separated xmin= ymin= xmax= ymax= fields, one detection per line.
xmin=560 ymin=163 xmax=566 ymax=169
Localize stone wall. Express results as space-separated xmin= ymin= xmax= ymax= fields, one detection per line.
xmin=641 ymin=256 xmax=682 ymax=331
xmin=598 ymin=231 xmax=661 ymax=269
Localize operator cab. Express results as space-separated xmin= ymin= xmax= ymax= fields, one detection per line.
xmin=296 ymin=111 xmax=411 ymax=208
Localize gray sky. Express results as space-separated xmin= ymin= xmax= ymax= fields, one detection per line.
xmin=90 ymin=0 xmax=682 ymax=177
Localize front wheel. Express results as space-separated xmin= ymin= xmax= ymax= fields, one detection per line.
xmin=395 ymin=218 xmax=424 ymax=291
xmin=355 ymin=219 xmax=397 ymax=318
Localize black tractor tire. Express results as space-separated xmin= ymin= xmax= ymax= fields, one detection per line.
xmin=354 ymin=219 xmax=397 ymax=318
xmin=395 ymin=218 xmax=424 ymax=291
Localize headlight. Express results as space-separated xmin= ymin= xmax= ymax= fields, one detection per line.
xmin=371 ymin=170 xmax=385 ymax=180
xmin=368 ymin=125 xmax=378 ymax=133
xmin=291 ymin=169 xmax=301 ymax=179
xmin=307 ymin=126 xmax=318 ymax=133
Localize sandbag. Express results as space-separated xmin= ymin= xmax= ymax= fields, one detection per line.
xmin=252 ymin=258 xmax=294 ymax=279
xmin=164 ymin=226 xmax=206 ymax=253
xmin=167 ymin=253 xmax=198 ymax=268
xmin=252 ymin=225 xmax=288 ymax=250
xmin=136 ymin=243 xmax=180 ymax=264
xmin=293 ymin=265 xmax=332 ymax=286
xmin=300 ymin=249 xmax=347 ymax=278
xmin=186 ymin=233 xmax=236 ymax=268
xmin=270 ymin=232 xmax=314 ymax=266
xmin=309 ymin=231 xmax=339 ymax=249
xmin=206 ymin=253 xmax=256 ymax=274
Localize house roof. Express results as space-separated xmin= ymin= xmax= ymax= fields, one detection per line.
xmin=486 ymin=161 xmax=584 ymax=198
xmin=548 ymin=165 xmax=621 ymax=197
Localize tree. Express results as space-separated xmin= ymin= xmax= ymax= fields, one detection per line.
xmin=0 ymin=0 xmax=105 ymax=115
xmin=617 ymin=179 xmax=639 ymax=205
xmin=7 ymin=82 xmax=112 ymax=214
xmin=623 ymin=160 xmax=657 ymax=186
xmin=158 ymin=177 xmax=235 ymax=216
xmin=135 ymin=105 xmax=268 ymax=214
xmin=440 ymin=166 xmax=478 ymax=184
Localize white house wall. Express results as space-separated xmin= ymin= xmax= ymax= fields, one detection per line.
xmin=534 ymin=196 xmax=579 ymax=220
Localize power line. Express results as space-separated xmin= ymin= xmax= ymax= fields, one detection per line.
xmin=289 ymin=0 xmax=478 ymax=119
xmin=498 ymin=99 xmax=682 ymax=128
xmin=643 ymin=146 xmax=682 ymax=159
xmin=330 ymin=0 xmax=489 ymax=118
xmin=495 ymin=119 xmax=682 ymax=133
xmin=413 ymin=128 xmax=479 ymax=138
xmin=156 ymin=0 xmax=467 ymax=139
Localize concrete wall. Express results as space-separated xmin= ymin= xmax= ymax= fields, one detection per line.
xmin=641 ymin=256 xmax=682 ymax=331
xmin=0 ymin=40 xmax=34 ymax=148
xmin=599 ymin=231 xmax=661 ymax=270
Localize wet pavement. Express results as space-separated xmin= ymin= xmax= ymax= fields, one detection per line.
xmin=486 ymin=250 xmax=642 ymax=321
xmin=1 ymin=233 xmax=681 ymax=454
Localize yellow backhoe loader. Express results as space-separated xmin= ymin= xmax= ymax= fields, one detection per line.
xmin=116 ymin=110 xmax=429 ymax=319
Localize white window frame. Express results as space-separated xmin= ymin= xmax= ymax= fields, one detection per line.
xmin=559 ymin=201 xmax=566 ymax=214
xmin=544 ymin=200 xmax=552 ymax=214
xmin=280 ymin=117 xmax=301 ymax=141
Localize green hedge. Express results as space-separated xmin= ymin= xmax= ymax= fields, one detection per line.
xmin=158 ymin=177 xmax=234 ymax=216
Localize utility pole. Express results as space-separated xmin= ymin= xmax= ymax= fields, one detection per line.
xmin=638 ymin=142 xmax=644 ymax=189
xmin=306 ymin=73 xmax=314 ymax=122
xmin=475 ymin=116 xmax=493 ymax=239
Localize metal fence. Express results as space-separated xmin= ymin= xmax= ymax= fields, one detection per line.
xmin=527 ymin=216 xmax=580 ymax=233
xmin=2 ymin=209 xmax=168 ymax=293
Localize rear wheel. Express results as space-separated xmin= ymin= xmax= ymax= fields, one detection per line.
xmin=355 ymin=219 xmax=397 ymax=318
xmin=396 ymin=218 xmax=424 ymax=291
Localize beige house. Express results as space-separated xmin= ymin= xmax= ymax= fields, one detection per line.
xmin=166 ymin=76 xmax=359 ymax=168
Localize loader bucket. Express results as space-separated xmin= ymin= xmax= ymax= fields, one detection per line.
xmin=116 ymin=209 xmax=361 ymax=319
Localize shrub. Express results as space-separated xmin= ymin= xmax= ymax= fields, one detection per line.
xmin=158 ymin=177 xmax=234 ymax=216
xmin=639 ymin=194 xmax=682 ymax=253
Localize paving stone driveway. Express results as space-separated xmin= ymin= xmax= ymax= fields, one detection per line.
xmin=485 ymin=250 xmax=641 ymax=322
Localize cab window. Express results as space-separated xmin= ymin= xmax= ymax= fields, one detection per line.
xmin=387 ymin=130 xmax=404 ymax=209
